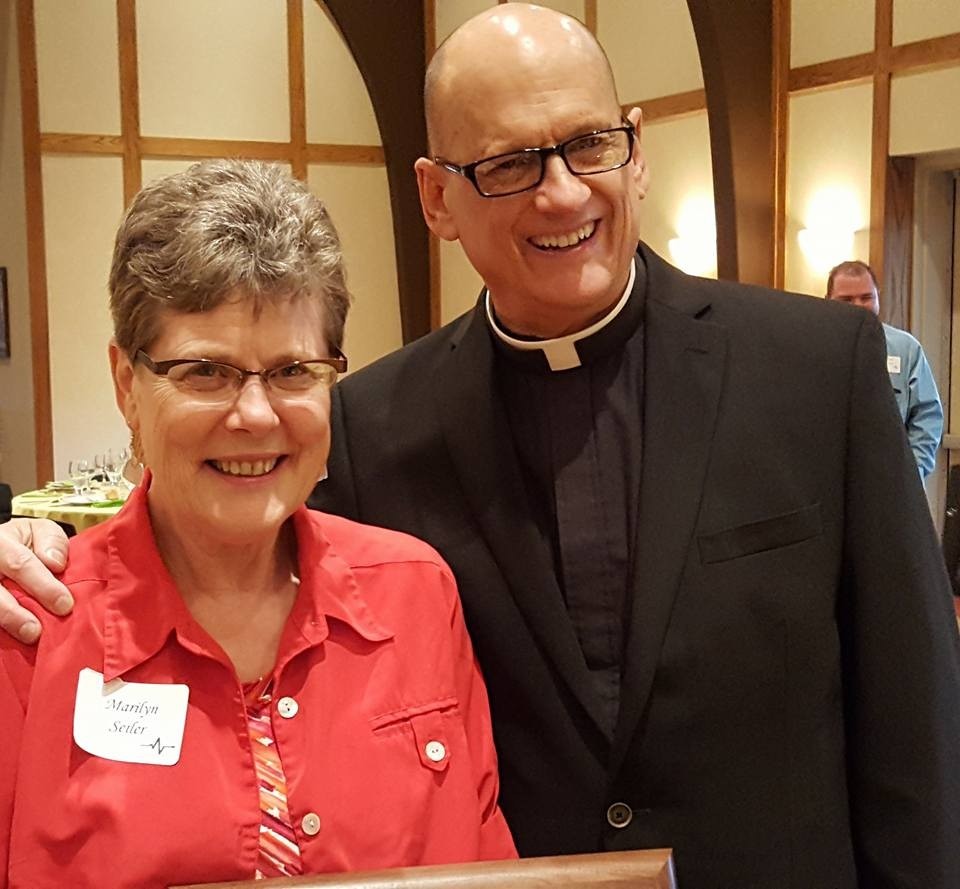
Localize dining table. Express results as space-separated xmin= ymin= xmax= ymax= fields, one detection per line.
xmin=11 ymin=484 xmax=128 ymax=533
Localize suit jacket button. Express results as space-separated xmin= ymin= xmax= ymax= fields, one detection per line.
xmin=606 ymin=802 xmax=633 ymax=828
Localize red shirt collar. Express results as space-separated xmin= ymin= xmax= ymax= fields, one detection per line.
xmin=100 ymin=474 xmax=393 ymax=681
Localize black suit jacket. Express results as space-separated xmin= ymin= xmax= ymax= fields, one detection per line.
xmin=313 ymin=245 xmax=960 ymax=888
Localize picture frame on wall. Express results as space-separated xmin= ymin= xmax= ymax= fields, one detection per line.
xmin=0 ymin=267 xmax=8 ymax=359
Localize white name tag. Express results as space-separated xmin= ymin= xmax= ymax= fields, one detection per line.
xmin=887 ymin=355 xmax=901 ymax=374
xmin=73 ymin=668 xmax=189 ymax=766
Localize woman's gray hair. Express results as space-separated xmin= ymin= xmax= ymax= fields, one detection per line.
xmin=109 ymin=159 xmax=351 ymax=356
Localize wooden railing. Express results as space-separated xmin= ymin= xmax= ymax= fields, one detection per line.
xmin=174 ymin=849 xmax=677 ymax=889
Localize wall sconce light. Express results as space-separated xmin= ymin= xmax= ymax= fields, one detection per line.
xmin=797 ymin=186 xmax=863 ymax=274
xmin=668 ymin=195 xmax=717 ymax=277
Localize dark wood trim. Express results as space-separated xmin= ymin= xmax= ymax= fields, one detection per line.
xmin=771 ymin=0 xmax=790 ymax=289
xmin=881 ymin=156 xmax=914 ymax=330
xmin=787 ymin=32 xmax=960 ymax=95
xmin=136 ymin=136 xmax=292 ymax=160
xmin=304 ymin=143 xmax=385 ymax=164
xmin=322 ymin=0 xmax=430 ymax=343
xmin=16 ymin=0 xmax=53 ymax=485
xmin=788 ymin=53 xmax=873 ymax=93
xmin=890 ymin=31 xmax=960 ymax=74
xmin=40 ymin=133 xmax=124 ymax=154
xmin=869 ymin=0 xmax=893 ymax=281
xmin=425 ymin=0 xmax=439 ymax=329
xmin=116 ymin=0 xmax=141 ymax=206
xmin=687 ymin=0 xmax=775 ymax=286
xmin=424 ymin=0 xmax=435 ymax=60
xmin=584 ymin=0 xmax=597 ymax=34
xmin=39 ymin=133 xmax=383 ymax=165
xmin=629 ymin=89 xmax=706 ymax=123
xmin=287 ymin=0 xmax=307 ymax=181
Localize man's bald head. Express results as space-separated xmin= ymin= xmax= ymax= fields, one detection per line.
xmin=424 ymin=3 xmax=618 ymax=155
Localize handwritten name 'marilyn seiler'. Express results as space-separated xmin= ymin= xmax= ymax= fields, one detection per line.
xmin=104 ymin=697 xmax=159 ymax=735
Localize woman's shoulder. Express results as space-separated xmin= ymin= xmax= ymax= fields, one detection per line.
xmin=304 ymin=509 xmax=450 ymax=575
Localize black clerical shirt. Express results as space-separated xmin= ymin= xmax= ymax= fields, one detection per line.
xmin=488 ymin=258 xmax=646 ymax=739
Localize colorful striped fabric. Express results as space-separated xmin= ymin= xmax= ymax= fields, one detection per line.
xmin=244 ymin=679 xmax=304 ymax=879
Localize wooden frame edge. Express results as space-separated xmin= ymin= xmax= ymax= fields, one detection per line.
xmin=287 ymin=0 xmax=307 ymax=180
xmin=626 ymin=89 xmax=707 ymax=124
xmin=16 ymin=0 xmax=53 ymax=485
xmin=117 ymin=0 xmax=142 ymax=205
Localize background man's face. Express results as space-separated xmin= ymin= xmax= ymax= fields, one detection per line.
xmin=828 ymin=272 xmax=880 ymax=315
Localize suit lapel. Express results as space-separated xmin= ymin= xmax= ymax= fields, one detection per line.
xmin=611 ymin=252 xmax=728 ymax=774
xmin=436 ymin=304 xmax=612 ymax=735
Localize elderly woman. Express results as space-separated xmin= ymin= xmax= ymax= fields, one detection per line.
xmin=0 ymin=160 xmax=515 ymax=888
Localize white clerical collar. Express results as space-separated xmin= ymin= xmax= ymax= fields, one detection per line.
xmin=485 ymin=260 xmax=637 ymax=371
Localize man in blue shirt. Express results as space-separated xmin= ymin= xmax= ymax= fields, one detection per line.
xmin=827 ymin=260 xmax=943 ymax=480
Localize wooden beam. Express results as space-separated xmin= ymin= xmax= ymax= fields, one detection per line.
xmin=584 ymin=0 xmax=597 ymax=35
xmin=40 ymin=133 xmax=124 ymax=154
xmin=39 ymin=133 xmax=383 ymax=165
xmin=687 ymin=0 xmax=775 ymax=286
xmin=869 ymin=0 xmax=893 ymax=282
xmin=16 ymin=0 xmax=53 ymax=485
xmin=286 ymin=0 xmax=307 ymax=181
xmin=116 ymin=0 xmax=141 ymax=205
xmin=881 ymin=156 xmax=915 ymax=330
xmin=424 ymin=0 xmax=435 ymax=60
xmin=136 ymin=136 xmax=292 ymax=161
xmin=788 ymin=53 xmax=874 ymax=93
xmin=304 ymin=143 xmax=385 ymax=164
xmin=771 ymin=0 xmax=790 ymax=289
xmin=322 ymin=0 xmax=431 ymax=343
xmin=627 ymin=89 xmax=706 ymax=123
xmin=889 ymin=31 xmax=960 ymax=74
xmin=425 ymin=0 xmax=440 ymax=330
xmin=786 ymin=33 xmax=960 ymax=96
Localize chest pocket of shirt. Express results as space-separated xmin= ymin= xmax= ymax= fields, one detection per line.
xmin=371 ymin=700 xmax=455 ymax=774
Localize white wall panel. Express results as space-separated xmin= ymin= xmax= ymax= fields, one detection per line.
xmin=435 ymin=0 xmax=492 ymax=45
xmin=785 ymin=84 xmax=873 ymax=297
xmin=636 ymin=113 xmax=716 ymax=277
xmin=304 ymin=1 xmax=381 ymax=145
xmin=890 ymin=67 xmax=960 ymax=157
xmin=791 ymin=0 xmax=874 ymax=68
xmin=138 ymin=0 xmax=289 ymax=141
xmin=599 ymin=0 xmax=702 ymax=103
xmin=42 ymin=156 xmax=128 ymax=481
xmin=893 ymin=0 xmax=960 ymax=45
xmin=440 ymin=239 xmax=483 ymax=325
xmin=306 ymin=165 xmax=402 ymax=370
xmin=35 ymin=0 xmax=120 ymax=134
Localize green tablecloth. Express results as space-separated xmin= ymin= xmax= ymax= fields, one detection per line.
xmin=12 ymin=489 xmax=124 ymax=532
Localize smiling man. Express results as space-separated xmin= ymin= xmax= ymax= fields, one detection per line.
xmin=2 ymin=5 xmax=959 ymax=888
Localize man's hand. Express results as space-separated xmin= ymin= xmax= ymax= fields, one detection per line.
xmin=0 ymin=518 xmax=72 ymax=643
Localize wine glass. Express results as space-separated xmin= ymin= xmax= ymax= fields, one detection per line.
xmin=104 ymin=449 xmax=121 ymax=486
xmin=73 ymin=459 xmax=91 ymax=496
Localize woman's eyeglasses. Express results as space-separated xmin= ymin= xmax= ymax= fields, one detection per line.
xmin=135 ymin=350 xmax=347 ymax=400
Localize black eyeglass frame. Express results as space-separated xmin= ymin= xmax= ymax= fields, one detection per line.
xmin=135 ymin=349 xmax=348 ymax=392
xmin=433 ymin=121 xmax=636 ymax=198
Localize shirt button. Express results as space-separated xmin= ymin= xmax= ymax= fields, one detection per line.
xmin=301 ymin=812 xmax=321 ymax=836
xmin=277 ymin=696 xmax=299 ymax=719
xmin=424 ymin=740 xmax=446 ymax=762
xmin=606 ymin=802 xmax=633 ymax=828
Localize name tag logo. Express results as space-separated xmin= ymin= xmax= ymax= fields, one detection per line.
xmin=887 ymin=355 xmax=901 ymax=374
xmin=73 ymin=668 xmax=189 ymax=766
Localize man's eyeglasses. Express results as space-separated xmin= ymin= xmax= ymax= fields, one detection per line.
xmin=434 ymin=122 xmax=635 ymax=198
xmin=135 ymin=350 xmax=348 ymax=400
